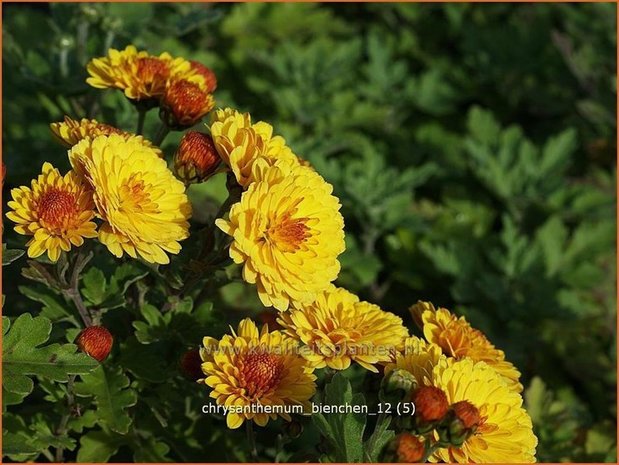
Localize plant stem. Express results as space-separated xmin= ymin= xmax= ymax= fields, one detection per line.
xmin=246 ymin=421 xmax=258 ymax=460
xmin=153 ymin=122 xmax=171 ymax=146
xmin=136 ymin=108 xmax=146 ymax=136
xmin=63 ymin=250 xmax=94 ymax=327
xmin=54 ymin=375 xmax=76 ymax=462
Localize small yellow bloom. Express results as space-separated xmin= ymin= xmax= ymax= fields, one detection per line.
xmin=69 ymin=134 xmax=191 ymax=264
xmin=216 ymin=158 xmax=345 ymax=311
xmin=429 ymin=358 xmax=537 ymax=463
xmin=86 ymin=45 xmax=207 ymax=102
xmin=6 ymin=163 xmax=97 ymax=262
xmin=161 ymin=78 xmax=215 ymax=129
xmin=200 ymin=318 xmax=316 ymax=429
xmin=411 ymin=301 xmax=523 ymax=392
xmin=385 ymin=336 xmax=446 ymax=386
xmin=50 ymin=116 xmax=162 ymax=156
xmin=209 ymin=108 xmax=300 ymax=187
xmin=278 ymin=287 xmax=409 ymax=372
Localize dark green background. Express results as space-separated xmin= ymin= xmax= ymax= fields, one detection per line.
xmin=2 ymin=3 xmax=617 ymax=462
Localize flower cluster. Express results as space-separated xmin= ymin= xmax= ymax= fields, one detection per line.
xmin=382 ymin=303 xmax=537 ymax=463
xmin=87 ymin=45 xmax=215 ymax=127
xmin=7 ymin=43 xmax=538 ymax=462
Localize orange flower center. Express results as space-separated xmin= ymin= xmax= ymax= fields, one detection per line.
xmin=240 ymin=350 xmax=284 ymax=398
xmin=136 ymin=57 xmax=169 ymax=84
xmin=267 ymin=212 xmax=311 ymax=252
xmin=37 ymin=188 xmax=77 ymax=230
xmin=118 ymin=176 xmax=158 ymax=214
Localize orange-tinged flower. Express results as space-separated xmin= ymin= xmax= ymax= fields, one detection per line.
xmin=86 ymin=45 xmax=193 ymax=102
xmin=411 ymin=301 xmax=523 ymax=392
xmin=200 ymin=318 xmax=316 ymax=429
xmin=6 ymin=163 xmax=97 ymax=262
xmin=50 ymin=116 xmax=162 ymax=156
xmin=189 ymin=60 xmax=217 ymax=92
xmin=411 ymin=385 xmax=449 ymax=422
xmin=161 ymin=79 xmax=215 ymax=128
xmin=76 ymin=326 xmax=113 ymax=362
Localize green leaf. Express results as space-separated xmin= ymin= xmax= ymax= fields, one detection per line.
xmin=2 ymin=244 xmax=25 ymax=266
xmin=76 ymin=429 xmax=124 ymax=462
xmin=74 ymin=365 xmax=138 ymax=434
xmin=3 ymin=313 xmax=98 ymax=406
xmin=19 ymin=285 xmax=78 ymax=324
xmin=363 ymin=414 xmax=394 ymax=462
xmin=81 ymin=268 xmax=107 ymax=306
xmin=312 ymin=373 xmax=366 ymax=462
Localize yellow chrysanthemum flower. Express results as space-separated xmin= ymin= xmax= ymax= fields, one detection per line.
xmin=215 ymin=158 xmax=345 ymax=310
xmin=86 ymin=45 xmax=208 ymax=101
xmin=411 ymin=301 xmax=523 ymax=392
xmin=429 ymin=358 xmax=537 ymax=463
xmin=209 ymin=108 xmax=300 ymax=187
xmin=200 ymin=318 xmax=316 ymax=429
xmin=50 ymin=116 xmax=162 ymax=157
xmin=278 ymin=287 xmax=409 ymax=372
xmin=6 ymin=163 xmax=97 ymax=262
xmin=385 ymin=336 xmax=446 ymax=386
xmin=68 ymin=134 xmax=191 ymax=264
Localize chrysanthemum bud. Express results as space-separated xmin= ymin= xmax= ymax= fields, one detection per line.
xmin=452 ymin=400 xmax=481 ymax=429
xmin=283 ymin=419 xmax=303 ymax=438
xmin=180 ymin=348 xmax=204 ymax=381
xmin=412 ymin=385 xmax=449 ymax=423
xmin=174 ymin=131 xmax=220 ymax=184
xmin=380 ymin=368 xmax=417 ymax=404
xmin=76 ymin=326 xmax=113 ymax=362
xmin=161 ymin=79 xmax=215 ymax=129
xmin=437 ymin=400 xmax=481 ymax=447
xmin=190 ymin=60 xmax=217 ymax=93
xmin=395 ymin=433 xmax=425 ymax=463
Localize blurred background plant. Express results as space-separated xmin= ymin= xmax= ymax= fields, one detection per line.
xmin=2 ymin=2 xmax=616 ymax=463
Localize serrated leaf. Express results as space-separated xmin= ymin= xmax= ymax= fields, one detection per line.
xmin=3 ymin=313 xmax=98 ymax=406
xmin=363 ymin=414 xmax=394 ymax=462
xmin=76 ymin=429 xmax=124 ymax=462
xmin=2 ymin=244 xmax=25 ymax=266
xmin=81 ymin=268 xmax=107 ymax=306
xmin=74 ymin=365 xmax=137 ymax=434
xmin=312 ymin=373 xmax=366 ymax=462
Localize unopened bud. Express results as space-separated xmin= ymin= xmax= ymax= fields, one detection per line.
xmin=190 ymin=60 xmax=217 ymax=93
xmin=174 ymin=131 xmax=220 ymax=184
xmin=437 ymin=400 xmax=481 ymax=446
xmin=76 ymin=326 xmax=113 ymax=362
xmin=161 ymin=79 xmax=214 ymax=129
xmin=380 ymin=368 xmax=417 ymax=404
xmin=395 ymin=433 xmax=425 ymax=463
xmin=180 ymin=348 xmax=204 ymax=381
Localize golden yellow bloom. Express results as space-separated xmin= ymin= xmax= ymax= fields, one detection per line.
xmin=68 ymin=134 xmax=191 ymax=264
xmin=209 ymin=108 xmax=300 ymax=187
xmin=411 ymin=301 xmax=523 ymax=392
xmin=6 ymin=163 xmax=97 ymax=262
xmin=161 ymin=79 xmax=215 ymax=128
xmin=86 ymin=45 xmax=193 ymax=101
xmin=278 ymin=287 xmax=408 ymax=372
xmin=50 ymin=116 xmax=162 ymax=157
xmin=216 ymin=158 xmax=345 ymax=310
xmin=385 ymin=336 xmax=446 ymax=386
xmin=200 ymin=318 xmax=316 ymax=429
xmin=429 ymin=358 xmax=537 ymax=463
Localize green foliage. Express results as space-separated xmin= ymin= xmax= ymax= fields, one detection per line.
xmin=2 ymin=314 xmax=98 ymax=407
xmin=2 ymin=2 xmax=615 ymax=463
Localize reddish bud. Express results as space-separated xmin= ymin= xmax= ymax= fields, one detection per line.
xmin=76 ymin=326 xmax=113 ymax=362
xmin=161 ymin=79 xmax=214 ymax=129
xmin=395 ymin=433 xmax=425 ymax=463
xmin=180 ymin=348 xmax=204 ymax=381
xmin=412 ymin=385 xmax=449 ymax=423
xmin=452 ymin=400 xmax=481 ymax=429
xmin=174 ymin=131 xmax=220 ymax=184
